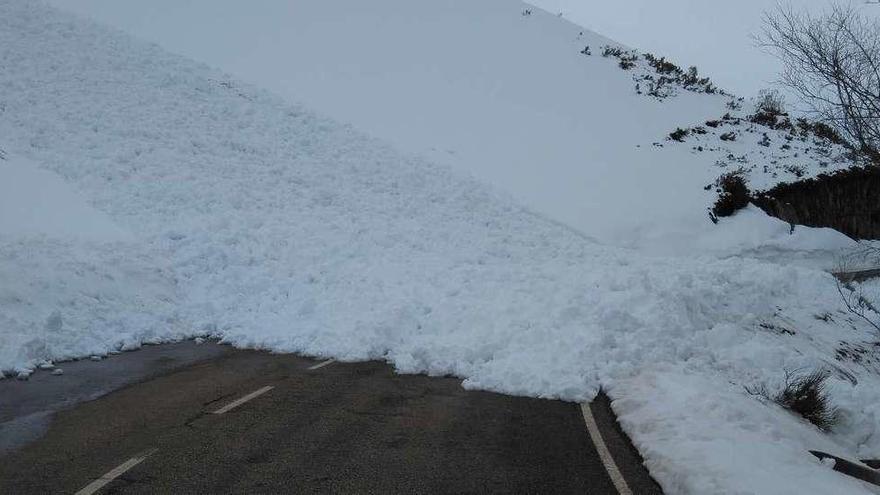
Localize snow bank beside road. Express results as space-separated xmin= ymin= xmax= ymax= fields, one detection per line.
xmin=1 ymin=2 xmax=879 ymax=493
xmin=0 ymin=237 xmax=180 ymax=373
xmin=0 ymin=153 xmax=179 ymax=372
xmin=615 ymin=369 xmax=879 ymax=495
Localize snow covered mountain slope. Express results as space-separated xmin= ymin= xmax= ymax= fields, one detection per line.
xmin=2 ymin=1 xmax=879 ymax=494
xmin=44 ymin=0 xmax=824 ymax=258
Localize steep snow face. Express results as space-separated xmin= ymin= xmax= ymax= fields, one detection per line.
xmin=47 ymin=0 xmax=737 ymax=251
xmin=46 ymin=0 xmax=860 ymax=263
xmin=2 ymin=2 xmax=878 ymax=494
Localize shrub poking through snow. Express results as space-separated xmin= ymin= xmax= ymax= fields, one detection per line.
xmin=600 ymin=45 xmax=638 ymax=70
xmin=812 ymin=122 xmax=845 ymax=145
xmin=755 ymin=89 xmax=786 ymax=117
xmin=599 ymin=47 xmax=723 ymax=99
xmin=669 ymin=127 xmax=690 ymax=142
xmin=749 ymin=90 xmax=793 ymax=130
xmin=748 ymin=369 xmax=839 ymax=431
xmin=644 ymin=53 xmax=680 ymax=75
xmin=794 ymin=118 xmax=846 ymax=145
xmin=711 ymin=171 xmax=750 ymax=218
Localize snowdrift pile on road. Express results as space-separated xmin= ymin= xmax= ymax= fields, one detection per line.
xmin=1 ymin=2 xmax=878 ymax=493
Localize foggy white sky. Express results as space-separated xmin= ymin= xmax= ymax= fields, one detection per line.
xmin=528 ymin=1 xmax=878 ymax=98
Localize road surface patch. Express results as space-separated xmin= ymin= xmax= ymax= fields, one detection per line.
xmin=307 ymin=358 xmax=336 ymax=371
xmin=211 ymin=385 xmax=274 ymax=415
xmin=73 ymin=447 xmax=158 ymax=495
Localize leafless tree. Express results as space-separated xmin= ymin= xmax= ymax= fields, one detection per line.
xmin=760 ymin=5 xmax=880 ymax=162
xmin=834 ymin=253 xmax=880 ymax=334
xmin=836 ymin=277 xmax=880 ymax=333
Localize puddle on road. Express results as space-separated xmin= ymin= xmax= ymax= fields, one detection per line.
xmin=0 ymin=340 xmax=232 ymax=454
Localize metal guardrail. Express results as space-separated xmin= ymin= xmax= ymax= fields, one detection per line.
xmin=831 ymin=268 xmax=880 ymax=283
xmin=810 ymin=451 xmax=880 ymax=487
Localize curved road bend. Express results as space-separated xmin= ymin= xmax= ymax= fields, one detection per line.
xmin=0 ymin=342 xmax=662 ymax=494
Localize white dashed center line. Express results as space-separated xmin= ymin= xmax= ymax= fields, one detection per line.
xmin=307 ymin=358 xmax=335 ymax=370
xmin=74 ymin=447 xmax=158 ymax=495
xmin=580 ymin=403 xmax=633 ymax=495
xmin=211 ymin=385 xmax=274 ymax=415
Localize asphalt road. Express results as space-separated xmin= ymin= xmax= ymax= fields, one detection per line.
xmin=0 ymin=343 xmax=662 ymax=494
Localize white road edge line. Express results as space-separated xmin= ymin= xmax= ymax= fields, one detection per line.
xmin=212 ymin=385 xmax=274 ymax=415
xmin=307 ymin=358 xmax=335 ymax=370
xmin=580 ymin=403 xmax=633 ymax=495
xmin=74 ymin=447 xmax=158 ymax=495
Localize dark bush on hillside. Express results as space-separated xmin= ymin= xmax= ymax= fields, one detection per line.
xmin=684 ymin=67 xmax=715 ymax=93
xmin=750 ymin=89 xmax=788 ymax=128
xmin=601 ymin=45 xmax=638 ymax=69
xmin=644 ymin=53 xmax=679 ymax=75
xmin=751 ymin=112 xmax=782 ymax=128
xmin=602 ymin=45 xmax=624 ymax=58
xmin=712 ymin=172 xmax=750 ymax=218
xmin=618 ymin=59 xmax=636 ymax=70
xmin=812 ymin=122 xmax=844 ymax=144
xmin=783 ymin=164 xmax=806 ymax=178
xmin=755 ymin=89 xmax=786 ymax=116
xmin=668 ymin=127 xmax=690 ymax=142
xmin=747 ymin=369 xmax=839 ymax=431
xmin=720 ymin=131 xmax=737 ymax=142
xmin=791 ymin=118 xmax=846 ymax=144
xmin=641 ymin=53 xmax=717 ymax=95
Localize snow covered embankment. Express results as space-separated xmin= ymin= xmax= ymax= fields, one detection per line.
xmin=0 ymin=153 xmax=180 ymax=376
xmin=0 ymin=2 xmax=878 ymax=493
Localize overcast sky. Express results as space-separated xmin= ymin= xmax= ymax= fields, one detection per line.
xmin=528 ymin=1 xmax=878 ymax=98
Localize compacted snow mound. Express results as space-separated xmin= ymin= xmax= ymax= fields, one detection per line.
xmin=1 ymin=2 xmax=878 ymax=494
xmin=0 ymin=237 xmax=180 ymax=372
xmin=0 ymin=152 xmax=177 ymax=373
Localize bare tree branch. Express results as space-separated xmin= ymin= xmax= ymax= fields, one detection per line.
xmin=760 ymin=5 xmax=880 ymax=162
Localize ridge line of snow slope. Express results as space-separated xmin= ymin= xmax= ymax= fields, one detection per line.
xmin=1 ymin=2 xmax=878 ymax=493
